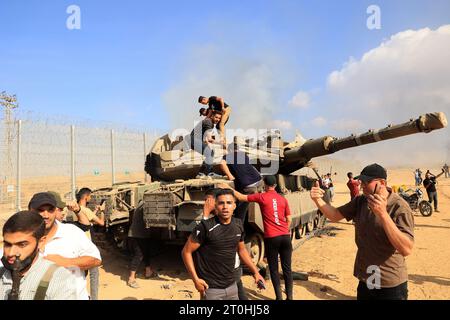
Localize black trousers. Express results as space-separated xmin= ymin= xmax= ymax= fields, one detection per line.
xmin=357 ymin=281 xmax=408 ymax=300
xmin=234 ymin=266 xmax=248 ymax=300
xmin=264 ymin=235 xmax=293 ymax=300
xmin=128 ymin=237 xmax=152 ymax=272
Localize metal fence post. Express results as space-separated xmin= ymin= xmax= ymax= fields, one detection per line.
xmin=71 ymin=125 xmax=76 ymax=200
xmin=111 ymin=129 xmax=115 ymax=185
xmin=16 ymin=120 xmax=21 ymax=211
xmin=143 ymin=132 xmax=148 ymax=183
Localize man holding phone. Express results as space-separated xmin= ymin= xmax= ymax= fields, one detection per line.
xmin=310 ymin=163 xmax=414 ymax=300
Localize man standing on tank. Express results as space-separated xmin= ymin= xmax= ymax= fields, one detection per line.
xmin=198 ymin=95 xmax=231 ymax=144
xmin=185 ymin=111 xmax=223 ymax=176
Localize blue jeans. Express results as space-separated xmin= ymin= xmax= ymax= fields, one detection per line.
xmin=184 ymin=135 xmax=215 ymax=174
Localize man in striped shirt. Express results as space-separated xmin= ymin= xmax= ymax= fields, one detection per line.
xmin=0 ymin=211 xmax=78 ymax=300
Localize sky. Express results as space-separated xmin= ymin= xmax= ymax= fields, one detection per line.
xmin=1 ymin=0 xmax=450 ymax=166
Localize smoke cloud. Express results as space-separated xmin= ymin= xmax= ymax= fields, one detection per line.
xmin=323 ymin=25 xmax=450 ymax=168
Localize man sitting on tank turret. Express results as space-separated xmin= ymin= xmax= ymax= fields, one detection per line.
xmin=184 ymin=110 xmax=223 ymax=177
xmin=198 ymin=95 xmax=231 ymax=145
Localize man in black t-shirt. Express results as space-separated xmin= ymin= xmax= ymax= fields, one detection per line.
xmin=220 ymin=139 xmax=263 ymax=222
xmin=423 ymin=171 xmax=441 ymax=212
xmin=198 ymin=95 xmax=231 ymax=143
xmin=221 ymin=145 xmax=262 ymax=193
xmin=181 ymin=189 xmax=265 ymax=300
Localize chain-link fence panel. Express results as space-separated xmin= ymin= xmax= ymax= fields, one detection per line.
xmin=0 ymin=110 xmax=159 ymax=216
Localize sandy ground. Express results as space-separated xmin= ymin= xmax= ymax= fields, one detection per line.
xmin=1 ymin=168 xmax=448 ymax=300
xmin=93 ymin=168 xmax=450 ymax=300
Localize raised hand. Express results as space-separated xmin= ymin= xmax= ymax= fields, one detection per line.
xmin=310 ymin=180 xmax=325 ymax=201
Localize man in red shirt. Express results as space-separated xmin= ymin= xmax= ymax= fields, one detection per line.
xmin=221 ymin=175 xmax=293 ymax=300
xmin=347 ymin=172 xmax=361 ymax=200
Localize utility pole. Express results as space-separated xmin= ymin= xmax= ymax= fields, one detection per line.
xmin=0 ymin=91 xmax=19 ymax=204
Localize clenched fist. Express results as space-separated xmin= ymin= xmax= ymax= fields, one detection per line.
xmin=310 ymin=181 xmax=325 ymax=201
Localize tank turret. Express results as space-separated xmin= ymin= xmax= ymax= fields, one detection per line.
xmin=141 ymin=111 xmax=447 ymax=265
xmin=145 ymin=112 xmax=447 ymax=181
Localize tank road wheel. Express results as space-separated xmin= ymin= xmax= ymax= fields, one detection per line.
xmin=300 ymin=224 xmax=307 ymax=238
xmin=313 ymin=215 xmax=320 ymax=230
xmin=419 ymin=200 xmax=433 ymax=217
xmin=291 ymin=227 xmax=301 ymax=245
xmin=107 ymin=224 xmax=129 ymax=250
xmin=306 ymin=217 xmax=314 ymax=233
xmin=314 ymin=212 xmax=326 ymax=229
xmin=245 ymin=233 xmax=265 ymax=266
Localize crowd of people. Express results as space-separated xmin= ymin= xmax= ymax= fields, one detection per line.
xmin=1 ymin=189 xmax=102 ymax=300
xmin=1 ymin=94 xmax=441 ymax=301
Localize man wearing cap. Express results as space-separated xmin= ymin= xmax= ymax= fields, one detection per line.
xmin=28 ymin=192 xmax=102 ymax=300
xmin=47 ymin=191 xmax=91 ymax=232
xmin=222 ymin=175 xmax=293 ymax=300
xmin=310 ymin=163 xmax=414 ymax=300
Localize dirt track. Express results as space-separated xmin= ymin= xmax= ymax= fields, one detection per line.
xmin=95 ymin=168 xmax=450 ymax=300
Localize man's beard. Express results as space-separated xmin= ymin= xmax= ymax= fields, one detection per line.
xmin=1 ymin=244 xmax=39 ymax=273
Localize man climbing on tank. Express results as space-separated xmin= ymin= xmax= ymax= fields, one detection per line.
xmin=185 ymin=110 xmax=223 ymax=177
xmin=198 ymin=95 xmax=231 ymax=145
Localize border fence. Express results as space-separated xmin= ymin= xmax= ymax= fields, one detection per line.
xmin=1 ymin=107 xmax=363 ymax=220
xmin=0 ymin=109 xmax=160 ymax=214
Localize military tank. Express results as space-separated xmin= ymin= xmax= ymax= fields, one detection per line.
xmin=87 ymin=181 xmax=160 ymax=248
xmin=140 ymin=112 xmax=447 ymax=264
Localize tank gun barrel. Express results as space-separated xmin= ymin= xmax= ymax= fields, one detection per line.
xmin=283 ymin=112 xmax=447 ymax=166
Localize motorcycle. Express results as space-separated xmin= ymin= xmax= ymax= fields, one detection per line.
xmin=399 ymin=188 xmax=433 ymax=217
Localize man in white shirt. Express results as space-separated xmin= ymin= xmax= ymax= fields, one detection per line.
xmin=28 ymin=192 xmax=102 ymax=300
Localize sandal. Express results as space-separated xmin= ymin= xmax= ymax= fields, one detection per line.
xmin=127 ymin=280 xmax=140 ymax=288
